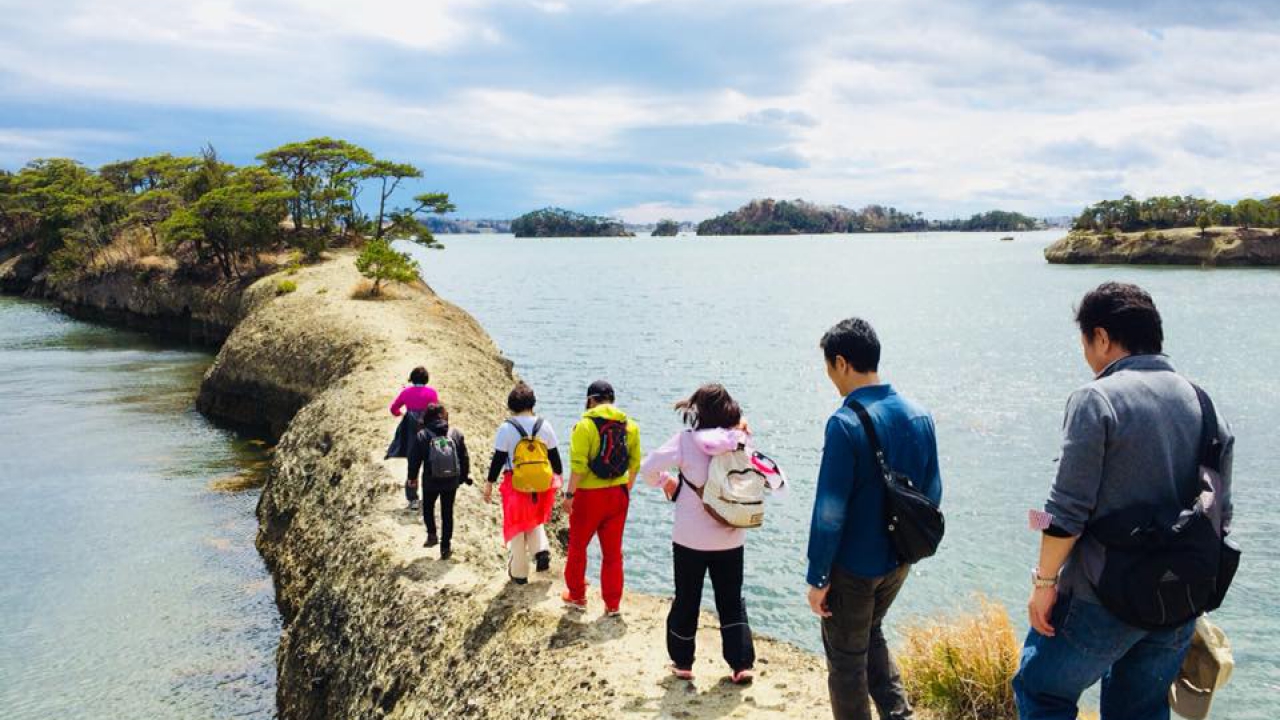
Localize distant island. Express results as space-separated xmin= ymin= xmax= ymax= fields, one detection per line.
xmin=424 ymin=217 xmax=511 ymax=234
xmin=651 ymin=219 xmax=680 ymax=237
xmin=510 ymin=207 xmax=633 ymax=238
xmin=695 ymin=199 xmax=1042 ymax=235
xmin=1045 ymin=194 xmax=1280 ymax=266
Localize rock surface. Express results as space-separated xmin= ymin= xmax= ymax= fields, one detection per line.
xmin=1044 ymin=226 xmax=1280 ymax=266
xmin=199 ymin=253 xmax=833 ymax=719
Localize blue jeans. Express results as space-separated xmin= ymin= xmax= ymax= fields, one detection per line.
xmin=1013 ymin=595 xmax=1194 ymax=720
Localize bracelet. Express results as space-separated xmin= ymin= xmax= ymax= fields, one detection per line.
xmin=1031 ymin=567 xmax=1059 ymax=589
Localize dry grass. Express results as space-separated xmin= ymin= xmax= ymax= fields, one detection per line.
xmin=86 ymin=227 xmax=176 ymax=275
xmin=349 ymin=279 xmax=398 ymax=300
xmin=899 ymin=596 xmax=1020 ymax=720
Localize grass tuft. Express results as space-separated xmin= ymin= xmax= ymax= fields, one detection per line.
xmin=898 ymin=596 xmax=1020 ymax=720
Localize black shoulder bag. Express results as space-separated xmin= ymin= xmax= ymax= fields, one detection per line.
xmin=848 ymin=400 xmax=945 ymax=564
xmin=1088 ymin=384 xmax=1240 ymax=630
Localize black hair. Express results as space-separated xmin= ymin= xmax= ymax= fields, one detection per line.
xmin=675 ymin=384 xmax=742 ymax=430
xmin=507 ymin=383 xmax=537 ymax=413
xmin=409 ymin=366 xmax=429 ymax=385
xmin=1075 ymin=282 xmax=1163 ymax=355
xmin=424 ymin=403 xmax=448 ymax=424
xmin=820 ymin=317 xmax=881 ymax=373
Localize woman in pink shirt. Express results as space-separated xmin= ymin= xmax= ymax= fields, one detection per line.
xmin=640 ymin=384 xmax=784 ymax=685
xmin=385 ymin=366 xmax=440 ymax=510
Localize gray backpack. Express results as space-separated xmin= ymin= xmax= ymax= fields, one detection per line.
xmin=420 ymin=427 xmax=461 ymax=480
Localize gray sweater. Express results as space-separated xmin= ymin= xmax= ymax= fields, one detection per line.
xmin=1046 ymin=354 xmax=1235 ymax=602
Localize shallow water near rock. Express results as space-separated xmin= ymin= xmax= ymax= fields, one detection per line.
xmin=410 ymin=230 xmax=1278 ymax=719
xmin=0 ymin=296 xmax=278 ymax=719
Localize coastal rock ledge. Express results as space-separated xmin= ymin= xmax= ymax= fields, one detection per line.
xmin=198 ymin=253 xmax=830 ymax=719
xmin=1044 ymin=226 xmax=1280 ymax=266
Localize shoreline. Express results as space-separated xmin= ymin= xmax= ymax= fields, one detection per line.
xmin=1044 ymin=226 xmax=1280 ymax=266
xmin=2 ymin=250 xmax=835 ymax=718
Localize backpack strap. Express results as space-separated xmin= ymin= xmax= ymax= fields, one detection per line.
xmin=506 ymin=418 xmax=529 ymax=439
xmin=672 ymin=471 xmax=704 ymax=502
xmin=1191 ymin=383 xmax=1223 ymax=472
xmin=846 ymin=399 xmax=893 ymax=485
xmin=530 ymin=417 xmax=545 ymax=439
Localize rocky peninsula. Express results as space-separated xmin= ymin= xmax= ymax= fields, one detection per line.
xmin=1044 ymin=226 xmax=1280 ymax=266
xmin=3 ymin=249 xmax=833 ymax=719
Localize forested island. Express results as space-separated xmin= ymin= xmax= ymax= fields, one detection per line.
xmin=0 ymin=137 xmax=448 ymax=294
xmin=510 ymin=207 xmax=632 ymax=237
xmin=695 ymin=198 xmax=1041 ymax=235
xmin=651 ymin=219 xmax=680 ymax=236
xmin=1045 ymin=194 xmax=1280 ymax=266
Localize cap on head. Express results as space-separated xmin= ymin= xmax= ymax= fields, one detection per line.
xmin=586 ymin=379 xmax=615 ymax=402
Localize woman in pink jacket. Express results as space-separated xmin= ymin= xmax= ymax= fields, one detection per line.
xmin=640 ymin=384 xmax=784 ymax=685
xmin=386 ymin=366 xmax=440 ymax=510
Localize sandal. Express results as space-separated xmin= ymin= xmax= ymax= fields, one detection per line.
xmin=730 ymin=669 xmax=754 ymax=685
xmin=669 ymin=664 xmax=694 ymax=680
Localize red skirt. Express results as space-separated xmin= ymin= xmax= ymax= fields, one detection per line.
xmin=498 ymin=471 xmax=561 ymax=544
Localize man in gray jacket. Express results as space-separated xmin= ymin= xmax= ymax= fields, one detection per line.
xmin=1014 ymin=282 xmax=1234 ymax=720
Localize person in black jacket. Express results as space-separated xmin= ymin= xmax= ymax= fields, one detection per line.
xmin=416 ymin=403 xmax=471 ymax=559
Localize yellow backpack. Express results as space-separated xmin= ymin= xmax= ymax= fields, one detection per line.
xmin=509 ymin=418 xmax=553 ymax=493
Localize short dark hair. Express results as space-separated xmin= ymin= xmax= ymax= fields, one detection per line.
xmin=424 ymin=403 xmax=448 ymax=423
xmin=507 ymin=382 xmax=537 ymax=413
xmin=820 ymin=317 xmax=880 ymax=372
xmin=674 ymin=383 xmax=743 ymax=430
xmin=409 ymin=366 xmax=429 ymax=385
xmin=586 ymin=379 xmax=615 ymax=403
xmin=1075 ymin=282 xmax=1163 ymax=355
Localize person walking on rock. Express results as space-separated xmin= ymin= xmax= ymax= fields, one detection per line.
xmin=385 ymin=365 xmax=440 ymax=511
xmin=562 ymin=380 xmax=640 ymax=615
xmin=1013 ymin=283 xmax=1236 ymax=720
xmin=640 ymin=383 xmax=786 ymax=685
xmin=416 ymin=403 xmax=471 ymax=560
xmin=805 ymin=318 xmax=942 ymax=720
xmin=486 ymin=382 xmax=563 ymax=584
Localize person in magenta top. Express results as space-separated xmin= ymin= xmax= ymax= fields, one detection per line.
xmin=639 ymin=383 xmax=785 ymax=685
xmin=385 ymin=366 xmax=441 ymax=510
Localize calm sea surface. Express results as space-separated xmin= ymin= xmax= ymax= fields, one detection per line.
xmin=409 ymin=231 xmax=1278 ymax=718
xmin=0 ymin=297 xmax=278 ymax=719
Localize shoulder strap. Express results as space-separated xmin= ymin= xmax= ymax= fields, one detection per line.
xmin=420 ymin=425 xmax=438 ymax=441
xmin=506 ymin=418 xmax=529 ymax=439
xmin=530 ymin=417 xmax=545 ymax=438
xmin=847 ymin=399 xmax=893 ymax=482
xmin=1191 ymin=383 xmax=1223 ymax=472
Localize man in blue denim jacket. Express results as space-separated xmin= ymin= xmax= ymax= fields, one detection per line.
xmin=1014 ymin=282 xmax=1235 ymax=720
xmin=805 ymin=317 xmax=942 ymax=720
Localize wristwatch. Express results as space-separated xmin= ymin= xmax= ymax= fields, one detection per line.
xmin=563 ymin=491 xmax=575 ymax=499
xmin=1031 ymin=567 xmax=1059 ymax=589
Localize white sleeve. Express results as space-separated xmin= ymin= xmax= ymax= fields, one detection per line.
xmin=493 ymin=423 xmax=514 ymax=454
xmin=538 ymin=420 xmax=559 ymax=450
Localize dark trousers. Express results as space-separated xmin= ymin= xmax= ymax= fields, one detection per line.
xmin=667 ymin=543 xmax=755 ymax=672
xmin=406 ymin=446 xmax=423 ymax=502
xmin=423 ymin=488 xmax=456 ymax=549
xmin=821 ymin=564 xmax=913 ymax=720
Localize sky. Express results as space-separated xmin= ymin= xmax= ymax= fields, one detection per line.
xmin=1 ymin=0 xmax=1279 ymax=222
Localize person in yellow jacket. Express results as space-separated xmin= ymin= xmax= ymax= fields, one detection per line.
xmin=561 ymin=380 xmax=641 ymax=615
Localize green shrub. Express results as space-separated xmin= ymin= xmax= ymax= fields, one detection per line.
xmin=276 ymin=279 xmax=297 ymax=295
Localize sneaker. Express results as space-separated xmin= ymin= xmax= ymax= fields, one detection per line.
xmin=605 ymin=606 xmax=622 ymax=618
xmin=423 ymin=534 xmax=439 ymax=548
xmin=669 ymin=665 xmax=694 ymax=681
xmin=561 ymin=590 xmax=586 ymax=611
xmin=510 ymin=576 xmax=529 ymax=585
xmin=440 ymin=546 xmax=452 ymax=561
xmin=534 ymin=550 xmax=551 ymax=573
xmin=729 ymin=669 xmax=754 ymax=686
xmin=407 ymin=500 xmax=420 ymax=511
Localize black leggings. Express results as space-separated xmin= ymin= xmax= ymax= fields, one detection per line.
xmin=423 ymin=488 xmax=457 ymax=549
xmin=667 ymin=543 xmax=754 ymax=672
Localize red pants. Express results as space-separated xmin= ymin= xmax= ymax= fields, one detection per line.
xmin=564 ymin=485 xmax=630 ymax=608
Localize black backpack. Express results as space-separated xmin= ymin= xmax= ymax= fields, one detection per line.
xmin=1088 ymin=384 xmax=1239 ymax=630
xmin=848 ymin=399 xmax=945 ymax=565
xmin=587 ymin=416 xmax=631 ymax=480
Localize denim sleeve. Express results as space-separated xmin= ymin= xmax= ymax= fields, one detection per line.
xmin=1045 ymin=387 xmax=1114 ymax=536
xmin=806 ymin=415 xmax=857 ymax=588
xmin=919 ymin=415 xmax=942 ymax=507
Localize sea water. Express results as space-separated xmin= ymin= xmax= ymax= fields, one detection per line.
xmin=0 ymin=297 xmax=278 ymax=719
